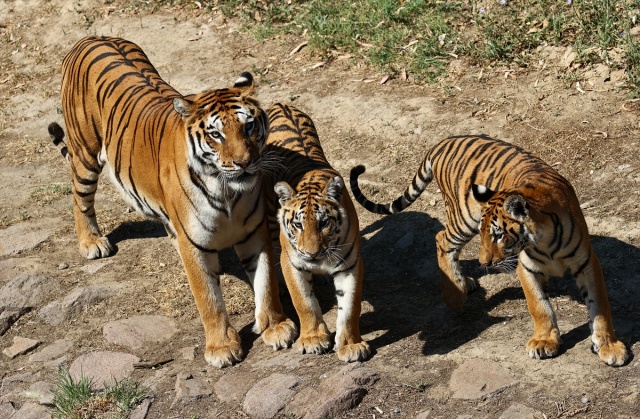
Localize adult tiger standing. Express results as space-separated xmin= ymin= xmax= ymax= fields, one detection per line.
xmin=350 ymin=135 xmax=628 ymax=366
xmin=263 ymin=103 xmax=370 ymax=362
xmin=48 ymin=36 xmax=296 ymax=368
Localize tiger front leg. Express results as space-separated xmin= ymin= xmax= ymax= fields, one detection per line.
xmin=69 ymin=160 xmax=114 ymax=259
xmin=517 ymin=262 xmax=561 ymax=359
xmin=574 ymin=250 xmax=628 ymax=366
xmin=333 ymin=258 xmax=370 ymax=362
xmin=235 ymin=231 xmax=297 ymax=350
xmin=436 ymin=230 xmax=477 ymax=310
xmin=178 ymin=241 xmax=243 ymax=368
xmin=280 ymin=257 xmax=331 ymax=355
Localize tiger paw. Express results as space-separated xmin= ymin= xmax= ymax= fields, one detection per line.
xmin=79 ymin=236 xmax=114 ymax=259
xmin=204 ymin=341 xmax=244 ymax=368
xmin=294 ymin=331 xmax=332 ymax=355
xmin=595 ymin=340 xmax=628 ymax=366
xmin=440 ymin=276 xmax=469 ymax=310
xmin=337 ymin=341 xmax=371 ymax=362
xmin=526 ymin=336 xmax=560 ymax=359
xmin=261 ymin=318 xmax=297 ymax=350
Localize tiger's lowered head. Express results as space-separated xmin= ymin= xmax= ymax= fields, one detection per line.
xmin=350 ymin=135 xmax=628 ymax=366
xmin=49 ymin=36 xmax=296 ymax=368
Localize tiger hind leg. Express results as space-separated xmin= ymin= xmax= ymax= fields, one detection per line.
xmin=574 ymin=250 xmax=628 ymax=366
xmin=436 ymin=229 xmax=478 ymax=310
xmin=68 ymin=157 xmax=113 ymax=259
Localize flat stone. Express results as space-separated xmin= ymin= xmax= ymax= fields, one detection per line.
xmin=179 ymin=346 xmax=196 ymax=361
xmin=130 ymin=397 xmax=153 ymax=419
xmin=416 ymin=410 xmax=432 ymax=419
xmin=24 ymin=381 xmax=55 ymax=406
xmin=287 ymin=363 xmax=378 ymax=419
xmin=0 ymin=274 xmax=55 ymax=334
xmin=29 ymin=339 xmax=73 ymax=362
xmin=78 ymin=260 xmax=112 ymax=274
xmin=0 ymin=401 xmax=16 ymax=419
xmin=2 ymin=336 xmax=40 ymax=359
xmin=450 ymin=358 xmax=515 ymax=400
xmin=9 ymin=401 xmax=51 ymax=419
xmin=252 ymin=350 xmax=306 ymax=370
xmin=499 ymin=403 xmax=543 ymax=419
xmin=103 ymin=315 xmax=178 ymax=350
xmin=69 ymin=351 xmax=140 ymax=390
xmin=38 ymin=285 xmax=118 ymax=326
xmin=1 ymin=372 xmax=36 ymax=393
xmin=171 ymin=373 xmax=213 ymax=406
xmin=0 ymin=221 xmax=52 ymax=257
xmin=214 ymin=371 xmax=256 ymax=404
xmin=243 ymin=373 xmax=301 ymax=419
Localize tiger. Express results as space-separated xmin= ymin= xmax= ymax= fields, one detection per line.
xmin=263 ymin=103 xmax=370 ymax=362
xmin=350 ymin=134 xmax=628 ymax=366
xmin=47 ymin=36 xmax=297 ymax=368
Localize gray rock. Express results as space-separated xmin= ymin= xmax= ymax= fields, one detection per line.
xmin=0 ymin=221 xmax=52 ymax=257
xmin=252 ymin=350 xmax=305 ymax=370
xmin=179 ymin=346 xmax=196 ymax=361
xmin=171 ymin=373 xmax=213 ymax=406
xmin=450 ymin=358 xmax=515 ymax=400
xmin=130 ymin=397 xmax=153 ymax=419
xmin=287 ymin=363 xmax=379 ymax=419
xmin=214 ymin=371 xmax=256 ymax=404
xmin=2 ymin=336 xmax=40 ymax=359
xmin=0 ymin=307 xmax=30 ymax=335
xmin=0 ymin=273 xmax=54 ymax=312
xmin=8 ymin=401 xmax=51 ymax=419
xmin=416 ymin=410 xmax=431 ymax=419
xmin=29 ymin=339 xmax=74 ymax=362
xmin=1 ymin=372 xmax=36 ymax=393
xmin=24 ymin=381 xmax=55 ymax=406
xmin=0 ymin=400 xmax=16 ymax=419
xmin=243 ymin=373 xmax=301 ymax=419
xmin=38 ymin=285 xmax=118 ymax=326
xmin=69 ymin=351 xmax=140 ymax=390
xmin=103 ymin=315 xmax=178 ymax=350
xmin=499 ymin=403 xmax=543 ymax=419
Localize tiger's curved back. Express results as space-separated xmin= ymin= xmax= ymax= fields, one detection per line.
xmin=350 ymin=134 xmax=628 ymax=367
xmin=48 ymin=36 xmax=296 ymax=369
xmin=264 ymin=103 xmax=370 ymax=362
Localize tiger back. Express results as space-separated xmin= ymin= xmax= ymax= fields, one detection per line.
xmin=350 ymin=135 xmax=628 ymax=366
xmin=264 ymin=103 xmax=370 ymax=362
xmin=48 ymin=36 xmax=297 ymax=368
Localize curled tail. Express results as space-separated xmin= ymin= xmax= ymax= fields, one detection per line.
xmin=349 ymin=158 xmax=434 ymax=215
xmin=48 ymin=122 xmax=69 ymax=162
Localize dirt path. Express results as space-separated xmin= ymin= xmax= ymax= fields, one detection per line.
xmin=1 ymin=1 xmax=639 ymax=417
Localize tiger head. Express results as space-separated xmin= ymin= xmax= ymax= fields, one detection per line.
xmin=173 ymin=72 xmax=268 ymax=190
xmin=274 ymin=176 xmax=346 ymax=264
xmin=478 ymin=191 xmax=534 ymax=272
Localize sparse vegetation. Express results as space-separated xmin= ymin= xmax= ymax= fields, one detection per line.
xmin=52 ymin=369 xmax=148 ymax=419
xmin=136 ymin=0 xmax=640 ymax=93
xmin=29 ymin=183 xmax=71 ymax=206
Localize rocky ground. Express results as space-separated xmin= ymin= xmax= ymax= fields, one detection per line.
xmin=1 ymin=1 xmax=640 ymax=418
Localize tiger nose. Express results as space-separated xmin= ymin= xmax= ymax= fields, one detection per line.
xmin=234 ymin=158 xmax=252 ymax=168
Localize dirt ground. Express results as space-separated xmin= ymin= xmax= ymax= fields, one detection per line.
xmin=1 ymin=0 xmax=640 ymax=417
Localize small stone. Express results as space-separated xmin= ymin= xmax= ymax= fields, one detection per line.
xmin=58 ymin=262 xmax=69 ymax=270
xmin=243 ymin=373 xmax=301 ymax=419
xmin=0 ymin=400 xmax=16 ymax=418
xmin=450 ymin=358 xmax=515 ymax=400
xmin=103 ymin=315 xmax=178 ymax=350
xmin=581 ymin=396 xmax=589 ymax=404
xmin=9 ymin=401 xmax=51 ymax=419
xmin=3 ymin=336 xmax=40 ymax=359
xmin=499 ymin=403 xmax=542 ymax=419
xmin=29 ymin=339 xmax=73 ymax=362
xmin=171 ymin=374 xmax=213 ymax=406
xmin=1 ymin=372 xmax=36 ymax=393
xmin=24 ymin=381 xmax=55 ymax=406
xmin=130 ymin=397 xmax=153 ymax=419
xmin=39 ymin=285 xmax=118 ymax=326
xmin=214 ymin=372 xmax=255 ymax=404
xmin=179 ymin=346 xmax=196 ymax=361
xmin=0 ymin=221 xmax=53 ymax=257
xmin=69 ymin=351 xmax=140 ymax=390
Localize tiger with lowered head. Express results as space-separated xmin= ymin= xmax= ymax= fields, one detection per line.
xmin=264 ymin=103 xmax=370 ymax=362
xmin=48 ymin=36 xmax=296 ymax=368
xmin=350 ymin=135 xmax=628 ymax=366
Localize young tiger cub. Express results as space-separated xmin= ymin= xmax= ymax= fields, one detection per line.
xmin=350 ymin=135 xmax=628 ymax=366
xmin=48 ymin=36 xmax=296 ymax=368
xmin=264 ymin=103 xmax=370 ymax=362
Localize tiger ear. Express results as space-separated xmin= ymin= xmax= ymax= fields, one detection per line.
xmin=325 ymin=176 xmax=344 ymax=201
xmin=504 ymin=194 xmax=529 ymax=222
xmin=275 ymin=181 xmax=294 ymax=204
xmin=173 ymin=97 xmax=194 ymax=118
xmin=472 ymin=184 xmax=496 ymax=203
xmin=233 ymin=72 xmax=254 ymax=96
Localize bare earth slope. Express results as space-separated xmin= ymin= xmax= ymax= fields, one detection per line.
xmin=1 ymin=1 xmax=639 ymax=417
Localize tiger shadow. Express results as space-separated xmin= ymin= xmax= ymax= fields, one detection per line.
xmin=106 ymin=220 xmax=168 ymax=249
xmin=354 ymin=213 xmax=640 ymax=362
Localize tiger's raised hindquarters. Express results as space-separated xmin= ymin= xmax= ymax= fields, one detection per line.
xmin=49 ymin=36 xmax=296 ymax=368
xmin=350 ymin=135 xmax=628 ymax=366
xmin=264 ymin=103 xmax=370 ymax=362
